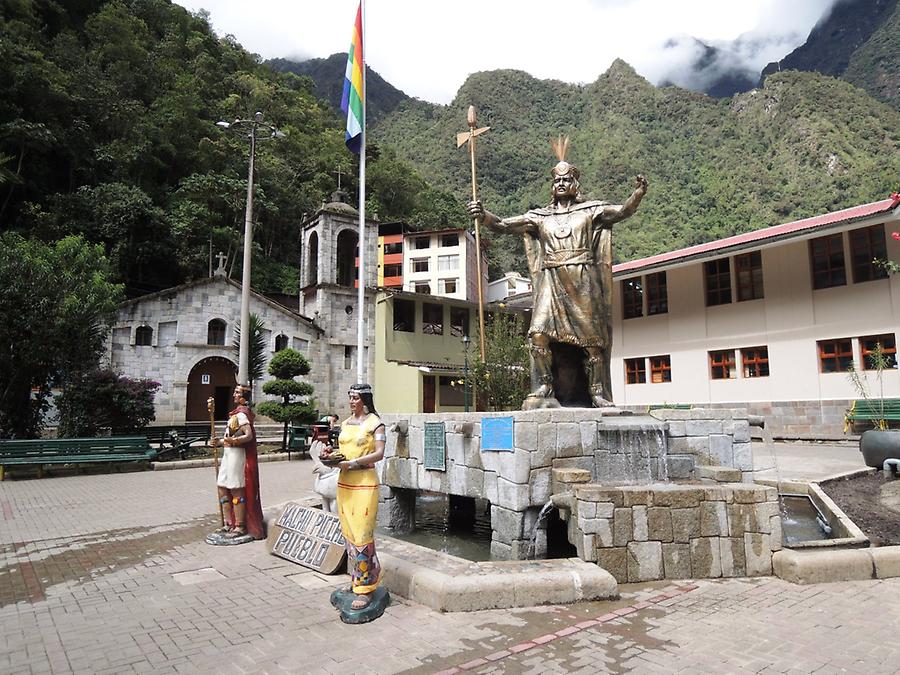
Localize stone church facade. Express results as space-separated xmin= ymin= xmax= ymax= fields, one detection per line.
xmin=108 ymin=198 xmax=379 ymax=424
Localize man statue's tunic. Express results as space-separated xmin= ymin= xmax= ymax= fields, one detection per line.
xmin=495 ymin=200 xmax=613 ymax=350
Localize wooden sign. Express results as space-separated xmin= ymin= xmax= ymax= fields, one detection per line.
xmin=482 ymin=416 xmax=514 ymax=452
xmin=423 ymin=421 xmax=446 ymax=470
xmin=268 ymin=502 xmax=346 ymax=573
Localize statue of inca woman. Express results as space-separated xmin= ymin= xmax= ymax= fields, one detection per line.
xmin=467 ymin=136 xmax=648 ymax=408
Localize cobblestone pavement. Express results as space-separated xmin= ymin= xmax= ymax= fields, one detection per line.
xmin=2 ymin=459 xmax=899 ymax=674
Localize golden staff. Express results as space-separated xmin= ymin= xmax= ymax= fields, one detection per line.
xmin=457 ymin=105 xmax=490 ymax=361
xmin=207 ymin=397 xmax=224 ymax=528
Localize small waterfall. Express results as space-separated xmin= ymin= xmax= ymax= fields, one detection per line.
xmin=595 ymin=421 xmax=669 ymax=485
xmin=526 ymin=500 xmax=556 ymax=560
xmin=758 ymin=419 xmax=790 ymax=525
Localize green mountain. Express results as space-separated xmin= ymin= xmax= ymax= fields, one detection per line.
xmin=761 ymin=0 xmax=899 ymax=109
xmin=0 ymin=0 xmax=454 ymax=296
xmin=267 ymin=54 xmax=410 ymax=124
xmin=372 ymin=61 xmax=900 ymax=275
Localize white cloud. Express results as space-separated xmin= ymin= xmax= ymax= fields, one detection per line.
xmin=175 ymin=0 xmax=840 ymax=104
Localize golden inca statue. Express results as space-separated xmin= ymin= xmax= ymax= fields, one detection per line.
xmin=467 ymin=135 xmax=648 ymax=408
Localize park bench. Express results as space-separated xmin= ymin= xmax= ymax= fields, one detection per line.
xmin=287 ymin=423 xmax=311 ymax=454
xmin=0 ymin=436 xmax=157 ymax=480
xmin=647 ymin=403 xmax=692 ymax=413
xmin=144 ymin=424 xmax=210 ymax=461
xmin=844 ymin=399 xmax=900 ymax=433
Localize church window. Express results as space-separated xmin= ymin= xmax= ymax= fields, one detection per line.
xmin=274 ymin=334 xmax=288 ymax=352
xmin=336 ymin=230 xmax=359 ymax=287
xmin=135 ymin=325 xmax=153 ymax=346
xmin=308 ymin=232 xmax=319 ymax=285
xmin=207 ymin=319 xmax=226 ymax=346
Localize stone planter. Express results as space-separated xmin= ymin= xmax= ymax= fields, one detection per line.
xmin=860 ymin=429 xmax=900 ymax=468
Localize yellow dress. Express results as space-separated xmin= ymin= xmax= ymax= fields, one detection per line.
xmin=337 ymin=413 xmax=382 ymax=594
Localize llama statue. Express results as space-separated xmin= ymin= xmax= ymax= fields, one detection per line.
xmin=308 ymin=439 xmax=339 ymax=514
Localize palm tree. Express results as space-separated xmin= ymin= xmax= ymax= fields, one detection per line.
xmin=233 ymin=313 xmax=268 ymax=389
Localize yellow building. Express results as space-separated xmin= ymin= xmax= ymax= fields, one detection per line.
xmin=373 ymin=290 xmax=477 ymax=413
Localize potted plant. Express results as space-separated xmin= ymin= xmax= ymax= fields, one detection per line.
xmin=847 ymin=341 xmax=900 ymax=468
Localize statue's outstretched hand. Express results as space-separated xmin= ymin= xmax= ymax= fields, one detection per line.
xmin=466 ymin=200 xmax=485 ymax=220
xmin=634 ymin=174 xmax=648 ymax=194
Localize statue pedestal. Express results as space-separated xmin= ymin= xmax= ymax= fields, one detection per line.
xmin=330 ymin=586 xmax=390 ymax=624
xmin=205 ymin=530 xmax=254 ymax=546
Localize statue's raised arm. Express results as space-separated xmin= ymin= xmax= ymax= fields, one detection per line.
xmin=598 ymin=174 xmax=649 ymax=225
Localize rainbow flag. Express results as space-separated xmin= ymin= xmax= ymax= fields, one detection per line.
xmin=341 ymin=2 xmax=364 ymax=154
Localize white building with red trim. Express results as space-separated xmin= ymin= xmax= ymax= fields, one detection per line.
xmin=610 ymin=196 xmax=900 ymax=437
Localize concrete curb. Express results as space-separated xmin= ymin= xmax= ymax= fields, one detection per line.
xmin=152 ymin=453 xmax=305 ymax=471
xmin=380 ymin=552 xmax=618 ymax=612
xmin=773 ymin=546 xmax=900 ymax=583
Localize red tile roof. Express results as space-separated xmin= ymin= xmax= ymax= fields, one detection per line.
xmin=614 ymin=198 xmax=898 ymax=276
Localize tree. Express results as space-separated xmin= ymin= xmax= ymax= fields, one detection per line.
xmin=232 ymin=313 xmax=268 ymax=387
xmin=56 ymin=370 xmax=160 ymax=437
xmin=0 ymin=234 xmax=123 ymax=438
xmin=469 ymin=312 xmax=530 ymax=411
xmin=256 ymin=349 xmax=316 ymax=452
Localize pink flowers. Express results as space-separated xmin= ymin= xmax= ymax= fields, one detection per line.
xmin=892 ymin=232 xmax=900 ymax=241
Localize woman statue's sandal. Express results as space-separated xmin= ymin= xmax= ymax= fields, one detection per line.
xmin=350 ymin=594 xmax=371 ymax=610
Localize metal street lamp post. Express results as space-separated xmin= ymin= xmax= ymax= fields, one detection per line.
xmin=462 ymin=334 xmax=471 ymax=412
xmin=216 ymin=112 xmax=283 ymax=387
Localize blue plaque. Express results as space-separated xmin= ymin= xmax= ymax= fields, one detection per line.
xmin=482 ymin=416 xmax=514 ymax=452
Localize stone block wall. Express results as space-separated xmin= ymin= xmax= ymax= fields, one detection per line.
xmin=378 ymin=408 xmax=753 ymax=560
xmin=569 ymin=483 xmax=782 ymax=582
xmin=647 ymin=409 xmax=753 ymax=481
xmin=628 ymin=400 xmax=854 ymax=439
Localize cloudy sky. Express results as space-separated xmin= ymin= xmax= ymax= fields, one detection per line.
xmin=175 ymin=0 xmax=842 ymax=104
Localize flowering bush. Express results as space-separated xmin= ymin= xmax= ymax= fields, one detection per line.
xmin=56 ymin=370 xmax=160 ymax=437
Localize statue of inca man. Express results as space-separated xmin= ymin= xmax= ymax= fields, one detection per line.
xmin=467 ymin=136 xmax=648 ymax=409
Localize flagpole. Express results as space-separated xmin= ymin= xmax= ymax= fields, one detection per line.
xmin=355 ymin=0 xmax=366 ymax=384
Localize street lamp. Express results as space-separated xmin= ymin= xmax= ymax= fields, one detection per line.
xmin=462 ymin=334 xmax=471 ymax=412
xmin=217 ymin=112 xmax=283 ymax=388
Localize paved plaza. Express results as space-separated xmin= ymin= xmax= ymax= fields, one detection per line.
xmin=2 ymin=444 xmax=899 ymax=674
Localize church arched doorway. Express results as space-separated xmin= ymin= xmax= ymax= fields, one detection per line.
xmin=186 ymin=356 xmax=238 ymax=421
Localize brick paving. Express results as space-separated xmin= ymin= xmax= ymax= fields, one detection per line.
xmin=1 ymin=458 xmax=899 ymax=674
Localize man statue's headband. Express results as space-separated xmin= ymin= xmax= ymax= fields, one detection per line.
xmin=550 ymin=134 xmax=579 ymax=179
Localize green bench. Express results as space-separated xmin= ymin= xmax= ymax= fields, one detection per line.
xmin=647 ymin=403 xmax=692 ymax=413
xmin=844 ymin=399 xmax=900 ymax=433
xmin=0 ymin=436 xmax=157 ymax=480
xmin=288 ymin=424 xmax=311 ymax=453
xmin=144 ymin=425 xmax=210 ymax=461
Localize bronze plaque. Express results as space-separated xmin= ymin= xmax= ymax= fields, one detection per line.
xmin=268 ymin=502 xmax=346 ymax=573
xmin=424 ymin=421 xmax=446 ymax=471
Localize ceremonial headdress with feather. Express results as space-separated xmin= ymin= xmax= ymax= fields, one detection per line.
xmin=550 ymin=134 xmax=579 ymax=178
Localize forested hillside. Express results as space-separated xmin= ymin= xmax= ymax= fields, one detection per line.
xmin=372 ymin=61 xmax=900 ymax=275
xmin=0 ymin=0 xmax=457 ymax=296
